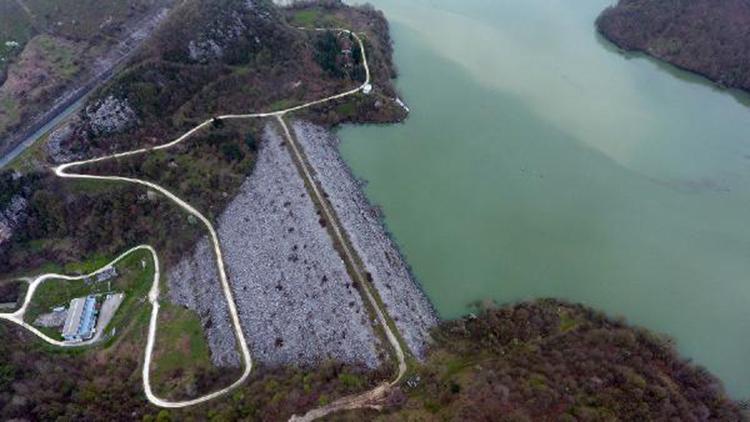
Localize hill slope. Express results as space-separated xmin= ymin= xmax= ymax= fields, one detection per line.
xmin=0 ymin=0 xmax=173 ymax=160
xmin=597 ymin=0 xmax=750 ymax=93
xmin=352 ymin=300 xmax=744 ymax=421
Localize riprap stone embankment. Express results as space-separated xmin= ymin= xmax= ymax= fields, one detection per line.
xmin=292 ymin=121 xmax=439 ymax=359
xmin=168 ymin=124 xmax=383 ymax=369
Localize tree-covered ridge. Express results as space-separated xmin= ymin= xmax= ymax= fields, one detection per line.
xmin=356 ymin=300 xmax=744 ymax=420
xmin=597 ymin=0 xmax=750 ymax=93
xmin=2 ymin=299 xmax=742 ymax=419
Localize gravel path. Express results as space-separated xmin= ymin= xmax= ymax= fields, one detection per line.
xmin=291 ymin=121 xmax=439 ymax=359
xmin=168 ymin=124 xmax=382 ymax=369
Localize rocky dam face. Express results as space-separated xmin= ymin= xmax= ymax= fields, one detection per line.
xmin=168 ymin=122 xmax=437 ymax=369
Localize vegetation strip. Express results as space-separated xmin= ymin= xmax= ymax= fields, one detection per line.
xmin=0 ymin=27 xmax=407 ymax=419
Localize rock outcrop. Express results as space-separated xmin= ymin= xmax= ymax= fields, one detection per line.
xmin=83 ymin=96 xmax=137 ymax=137
xmin=0 ymin=195 xmax=28 ymax=246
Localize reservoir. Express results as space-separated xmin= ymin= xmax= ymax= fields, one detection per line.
xmin=340 ymin=0 xmax=750 ymax=397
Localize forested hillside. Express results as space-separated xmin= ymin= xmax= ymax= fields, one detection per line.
xmin=350 ymin=300 xmax=745 ymax=420
xmin=0 ymin=0 xmax=173 ymax=155
xmin=597 ymin=0 xmax=750 ymax=93
xmin=1 ymin=299 xmax=742 ymax=420
xmin=0 ymin=0 xmax=402 ymax=277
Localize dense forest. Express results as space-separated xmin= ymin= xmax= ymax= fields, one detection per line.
xmin=0 ymin=313 xmax=388 ymax=421
xmin=347 ymin=300 xmax=745 ymax=421
xmin=597 ymin=0 xmax=750 ymax=93
xmin=1 ymin=300 xmax=743 ymax=420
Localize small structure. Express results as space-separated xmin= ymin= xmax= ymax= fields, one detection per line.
xmin=96 ymin=266 xmax=118 ymax=283
xmin=84 ymin=266 xmax=118 ymax=285
xmin=362 ymin=83 xmax=373 ymax=95
xmin=62 ymin=296 xmax=98 ymax=343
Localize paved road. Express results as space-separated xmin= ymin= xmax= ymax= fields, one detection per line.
xmin=0 ymin=28 xmax=406 ymax=417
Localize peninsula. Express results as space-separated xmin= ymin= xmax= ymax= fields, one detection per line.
xmin=597 ymin=0 xmax=750 ymax=93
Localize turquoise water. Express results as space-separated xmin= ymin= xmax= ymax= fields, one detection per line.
xmin=340 ymin=0 xmax=750 ymax=397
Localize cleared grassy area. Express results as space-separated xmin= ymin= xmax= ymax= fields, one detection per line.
xmin=0 ymin=34 xmax=82 ymax=141
xmin=268 ymin=98 xmax=298 ymax=111
xmin=0 ymin=95 xmax=20 ymax=134
xmin=288 ymin=8 xmax=345 ymax=28
xmin=150 ymin=302 xmax=216 ymax=399
xmin=0 ymin=0 xmax=34 ymax=70
xmin=21 ymin=0 xmax=157 ymax=41
xmin=23 ymin=249 xmax=154 ymax=341
xmin=35 ymin=34 xmax=79 ymax=78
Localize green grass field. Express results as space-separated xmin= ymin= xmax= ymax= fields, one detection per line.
xmin=23 ymin=249 xmax=155 ymax=341
xmin=0 ymin=1 xmax=34 ymax=69
xmin=20 ymin=0 xmax=157 ymax=41
xmin=289 ymin=7 xmax=345 ymax=28
xmin=150 ymin=302 xmax=215 ymax=398
xmin=0 ymin=0 xmax=152 ymax=71
xmin=35 ymin=35 xmax=79 ymax=78
xmin=0 ymin=95 xmax=20 ymax=135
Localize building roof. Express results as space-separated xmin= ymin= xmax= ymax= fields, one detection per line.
xmin=62 ymin=296 xmax=97 ymax=340
xmin=62 ymin=297 xmax=86 ymax=338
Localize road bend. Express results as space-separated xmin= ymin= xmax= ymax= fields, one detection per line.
xmin=0 ymin=28 xmax=407 ymax=418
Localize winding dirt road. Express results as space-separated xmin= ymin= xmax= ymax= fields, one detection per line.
xmin=0 ymin=28 xmax=407 ymax=418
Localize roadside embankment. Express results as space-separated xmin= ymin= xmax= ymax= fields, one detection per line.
xmin=292 ymin=121 xmax=439 ymax=359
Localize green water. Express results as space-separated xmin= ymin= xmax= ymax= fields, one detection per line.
xmin=339 ymin=0 xmax=750 ymax=397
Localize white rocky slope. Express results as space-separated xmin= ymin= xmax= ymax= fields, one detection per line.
xmin=168 ymin=124 xmax=383 ymax=368
xmin=292 ymin=121 xmax=439 ymax=359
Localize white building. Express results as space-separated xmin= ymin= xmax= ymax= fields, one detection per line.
xmin=62 ymin=296 xmax=98 ymax=343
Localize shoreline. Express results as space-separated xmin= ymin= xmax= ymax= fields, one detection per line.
xmin=595 ymin=0 xmax=750 ymax=99
xmin=167 ymin=123 xmax=385 ymax=370
xmin=291 ymin=120 xmax=439 ymax=359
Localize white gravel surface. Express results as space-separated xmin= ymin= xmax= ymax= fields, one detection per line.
xmin=168 ymin=124 xmax=383 ymax=369
xmin=34 ymin=309 xmax=66 ymax=328
xmin=292 ymin=121 xmax=439 ymax=359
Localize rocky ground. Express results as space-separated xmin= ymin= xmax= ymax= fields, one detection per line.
xmin=82 ymin=96 xmax=138 ymax=137
xmin=168 ymin=123 xmax=383 ymax=369
xmin=0 ymin=195 xmax=28 ymax=247
xmin=33 ymin=310 xmax=66 ymax=329
xmin=291 ymin=121 xmax=439 ymax=359
xmin=167 ymin=239 xmax=241 ymax=367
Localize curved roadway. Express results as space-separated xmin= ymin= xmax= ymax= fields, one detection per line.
xmin=0 ymin=28 xmax=407 ymax=417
